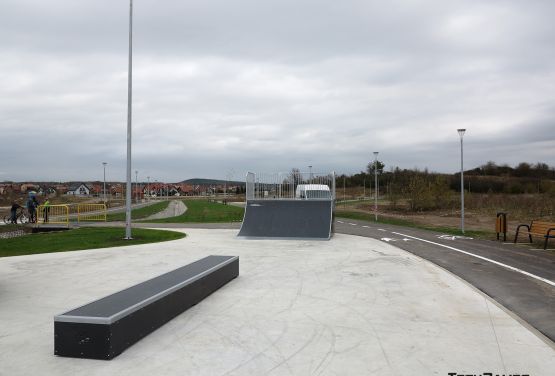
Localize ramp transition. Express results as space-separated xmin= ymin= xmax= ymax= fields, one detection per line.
xmin=238 ymin=199 xmax=333 ymax=239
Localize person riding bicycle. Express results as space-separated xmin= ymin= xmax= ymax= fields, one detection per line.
xmin=10 ymin=201 xmax=21 ymax=224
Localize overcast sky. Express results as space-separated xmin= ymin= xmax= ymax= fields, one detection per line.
xmin=1 ymin=0 xmax=554 ymax=182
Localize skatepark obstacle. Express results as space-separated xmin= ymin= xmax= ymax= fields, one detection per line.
xmin=238 ymin=171 xmax=335 ymax=239
xmin=54 ymin=255 xmax=239 ymax=360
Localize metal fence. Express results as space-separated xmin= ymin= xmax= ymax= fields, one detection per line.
xmin=245 ymin=171 xmax=336 ymax=200
xmin=77 ymin=203 xmax=107 ymax=222
xmin=36 ymin=204 xmax=70 ymax=227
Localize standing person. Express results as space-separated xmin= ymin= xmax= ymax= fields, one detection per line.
xmin=10 ymin=201 xmax=21 ymax=224
xmin=43 ymin=198 xmax=50 ymax=223
xmin=26 ymin=195 xmax=36 ymax=223
xmin=32 ymin=196 xmax=40 ymax=223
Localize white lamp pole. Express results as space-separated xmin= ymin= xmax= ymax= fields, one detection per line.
xmin=124 ymin=0 xmax=133 ymax=239
xmin=102 ymin=162 xmax=107 ymax=202
xmin=373 ymin=151 xmax=379 ymax=221
xmin=308 ymin=165 xmax=313 ymax=184
xmin=458 ymin=129 xmax=466 ymax=234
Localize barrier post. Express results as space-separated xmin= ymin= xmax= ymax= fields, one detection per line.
xmin=496 ymin=212 xmax=507 ymax=241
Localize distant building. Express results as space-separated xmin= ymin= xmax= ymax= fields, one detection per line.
xmin=66 ymin=183 xmax=91 ymax=196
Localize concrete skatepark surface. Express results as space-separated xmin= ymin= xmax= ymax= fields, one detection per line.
xmin=0 ymin=229 xmax=554 ymax=375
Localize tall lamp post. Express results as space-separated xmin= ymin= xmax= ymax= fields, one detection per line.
xmin=308 ymin=165 xmax=313 ymax=184
xmin=373 ymin=151 xmax=379 ymax=221
xmin=123 ymin=0 xmax=134 ymax=239
xmin=457 ymin=129 xmax=466 ymax=234
xmin=102 ymin=162 xmax=107 ymax=203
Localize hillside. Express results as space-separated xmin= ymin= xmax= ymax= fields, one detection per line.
xmin=180 ymin=178 xmax=245 ymax=186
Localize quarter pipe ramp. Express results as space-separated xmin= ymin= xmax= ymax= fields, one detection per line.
xmin=238 ymin=199 xmax=334 ymax=239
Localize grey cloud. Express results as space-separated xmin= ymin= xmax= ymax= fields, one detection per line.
xmin=1 ymin=0 xmax=554 ymax=182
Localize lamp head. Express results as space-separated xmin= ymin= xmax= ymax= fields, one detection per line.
xmin=373 ymin=151 xmax=379 ymax=158
xmin=457 ymin=129 xmax=466 ymax=137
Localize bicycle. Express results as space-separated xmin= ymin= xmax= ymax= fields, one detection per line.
xmin=3 ymin=207 xmax=30 ymax=225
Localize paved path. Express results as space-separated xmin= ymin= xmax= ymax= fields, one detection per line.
xmin=143 ymin=200 xmax=186 ymax=220
xmin=335 ymin=218 xmax=555 ymax=344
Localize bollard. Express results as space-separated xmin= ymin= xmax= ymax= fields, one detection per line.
xmin=496 ymin=212 xmax=507 ymax=241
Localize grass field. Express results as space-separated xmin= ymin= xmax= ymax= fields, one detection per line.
xmin=0 ymin=227 xmax=185 ymax=257
xmin=146 ymin=200 xmax=244 ymax=223
xmin=336 ymin=210 xmax=491 ymax=238
xmin=106 ymin=201 xmax=170 ymax=221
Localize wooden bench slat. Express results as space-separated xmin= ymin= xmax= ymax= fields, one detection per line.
xmin=514 ymin=220 xmax=555 ymax=250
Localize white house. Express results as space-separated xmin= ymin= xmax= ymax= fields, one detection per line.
xmin=66 ymin=183 xmax=91 ymax=196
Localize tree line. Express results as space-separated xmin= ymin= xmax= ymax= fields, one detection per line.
xmin=335 ymin=161 xmax=555 ymax=211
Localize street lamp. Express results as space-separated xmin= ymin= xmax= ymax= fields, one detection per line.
xmin=373 ymin=151 xmax=379 ymax=221
xmin=102 ymin=162 xmax=107 ymax=203
xmin=308 ymin=165 xmax=313 ymax=184
xmin=123 ymin=0 xmax=134 ymax=240
xmin=457 ymin=129 xmax=466 ymax=234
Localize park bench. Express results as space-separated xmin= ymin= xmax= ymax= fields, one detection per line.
xmin=54 ymin=255 xmax=239 ymax=360
xmin=514 ymin=220 xmax=555 ymax=250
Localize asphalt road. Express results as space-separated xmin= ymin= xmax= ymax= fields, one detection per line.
xmin=335 ymin=218 xmax=555 ymax=345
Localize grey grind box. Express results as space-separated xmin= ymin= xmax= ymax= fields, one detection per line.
xmin=54 ymin=255 xmax=239 ymax=360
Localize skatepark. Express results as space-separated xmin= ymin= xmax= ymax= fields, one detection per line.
xmin=1 ymin=228 xmax=554 ymax=375
xmin=1 ymin=172 xmax=554 ymax=375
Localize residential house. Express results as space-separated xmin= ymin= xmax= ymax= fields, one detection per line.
xmin=66 ymin=183 xmax=91 ymax=196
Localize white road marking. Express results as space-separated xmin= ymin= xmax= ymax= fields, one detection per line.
xmin=437 ymin=234 xmax=473 ymax=240
xmin=378 ymin=229 xmax=387 ymax=232
xmin=381 ymin=238 xmax=397 ymax=242
xmin=349 ymin=223 xmax=357 ymax=226
xmin=362 ymin=225 xmax=370 ymax=228
xmin=391 ymin=232 xmax=555 ymax=288
xmin=337 ymin=221 xmax=344 ymax=224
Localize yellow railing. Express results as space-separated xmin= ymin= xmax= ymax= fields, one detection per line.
xmin=77 ymin=203 xmax=107 ymax=222
xmin=36 ymin=205 xmax=70 ymax=227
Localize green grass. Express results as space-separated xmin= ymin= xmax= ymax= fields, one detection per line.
xmin=0 ymin=227 xmax=185 ymax=257
xmin=106 ymin=201 xmax=170 ymax=221
xmin=146 ymin=200 xmax=244 ymax=223
xmin=336 ymin=210 xmax=492 ymax=238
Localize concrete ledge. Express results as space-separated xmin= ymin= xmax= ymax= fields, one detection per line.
xmin=54 ymin=255 xmax=239 ymax=360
